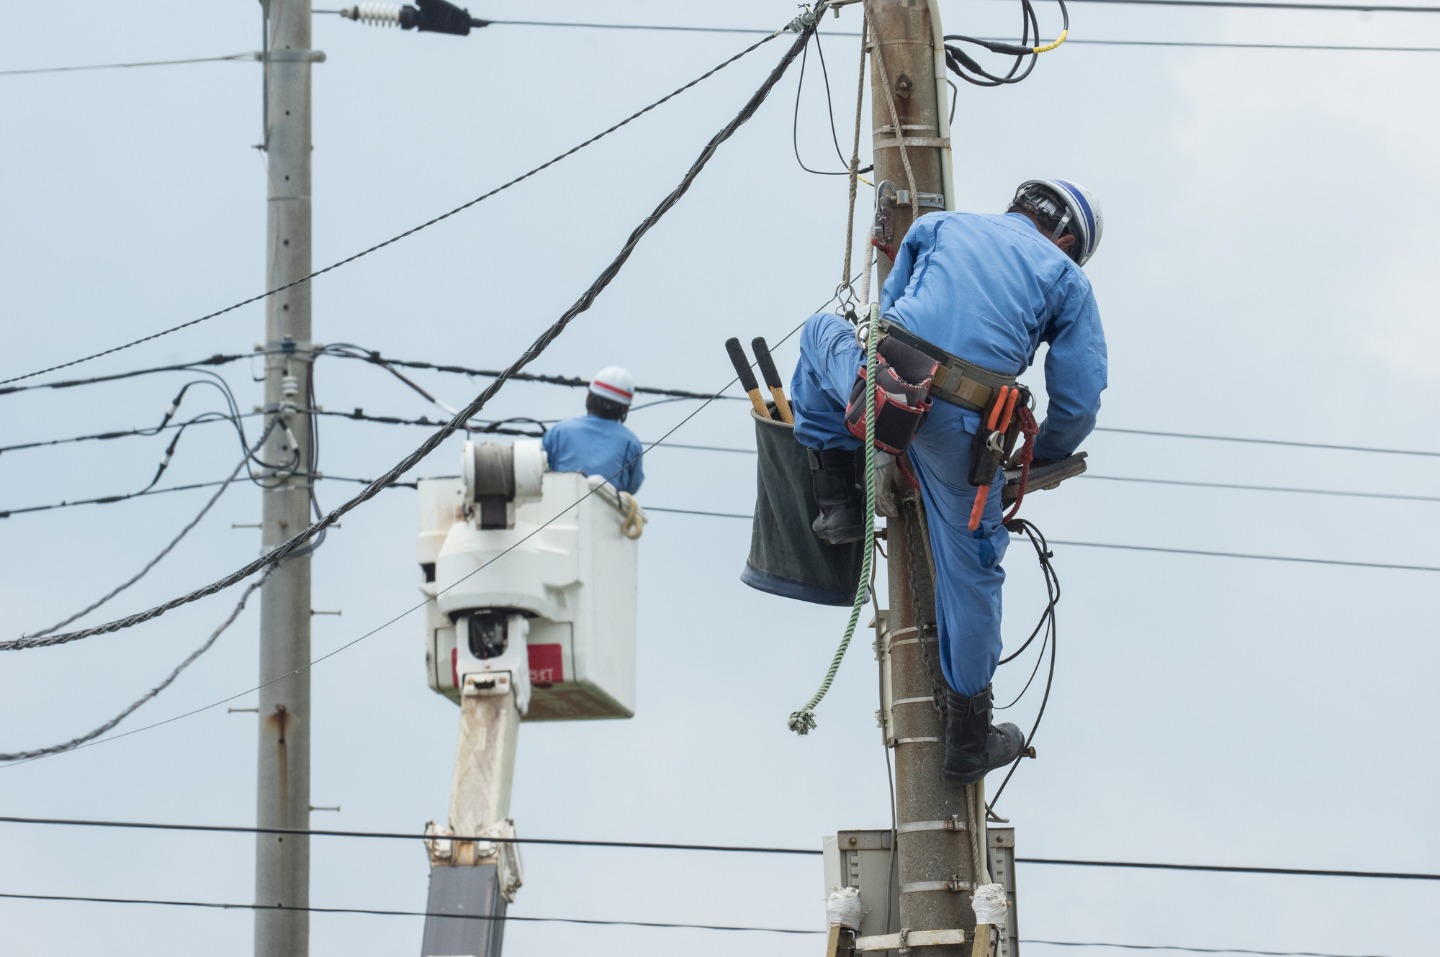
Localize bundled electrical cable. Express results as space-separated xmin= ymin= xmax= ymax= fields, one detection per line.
xmin=944 ymin=0 xmax=1069 ymax=87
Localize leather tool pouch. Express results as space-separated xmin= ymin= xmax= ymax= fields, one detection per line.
xmin=844 ymin=337 xmax=939 ymax=455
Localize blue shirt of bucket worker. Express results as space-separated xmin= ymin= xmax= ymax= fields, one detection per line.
xmin=541 ymin=366 xmax=645 ymax=494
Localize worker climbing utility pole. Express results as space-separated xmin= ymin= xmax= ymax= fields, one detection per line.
xmin=866 ymin=1 xmax=982 ymax=951
xmin=255 ymin=1 xmax=321 ymax=954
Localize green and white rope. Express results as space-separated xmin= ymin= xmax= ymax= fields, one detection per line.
xmin=788 ymin=303 xmax=879 ymax=736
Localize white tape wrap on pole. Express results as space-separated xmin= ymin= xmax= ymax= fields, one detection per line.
xmin=971 ymin=883 xmax=1009 ymax=927
xmin=826 ymin=886 xmax=865 ymax=930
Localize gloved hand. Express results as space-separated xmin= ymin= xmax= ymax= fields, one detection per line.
xmin=874 ymin=452 xmax=903 ymax=519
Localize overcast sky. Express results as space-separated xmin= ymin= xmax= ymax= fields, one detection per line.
xmin=2 ymin=1 xmax=1437 ymax=955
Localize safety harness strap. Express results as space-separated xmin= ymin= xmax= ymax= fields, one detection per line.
xmin=874 ymin=318 xmax=1017 ymax=413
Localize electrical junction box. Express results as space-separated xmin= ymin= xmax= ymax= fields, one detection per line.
xmin=822 ymin=829 xmax=900 ymax=939
xmin=821 ymin=826 xmax=1021 ymax=955
xmin=417 ymin=440 xmax=642 ymax=721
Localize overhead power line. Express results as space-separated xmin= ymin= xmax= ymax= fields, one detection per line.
xmin=1024 ymin=944 xmax=1396 ymax=957
xmin=9 ymin=346 xmax=1435 ymax=459
xmin=0 ymin=571 xmax=272 ymax=761
xmin=319 ymin=348 xmax=742 ymax=402
xmin=0 ymin=53 xmax=256 ymax=77
xmin=0 ymin=889 xmax=1399 ymax=955
xmin=0 ymin=25 xmax=816 ymax=651
xmin=0 ymin=30 xmax=784 ymax=387
xmin=0 ymin=354 xmax=247 ymax=396
xmin=0 ymin=477 xmax=251 ymax=519
xmin=645 ymin=507 xmax=1440 ymax=572
xmin=18 ymin=424 xmax=274 ymax=637
xmin=1054 ymin=0 xmax=1440 ymax=12
xmin=0 ymin=890 xmax=819 ymax=936
xmin=2 ymin=815 xmax=1436 ymax=882
xmin=1094 ymin=425 xmax=1440 ymax=458
xmin=1048 ymin=539 xmax=1440 ymax=573
xmin=477 ymin=17 xmax=1440 ymax=53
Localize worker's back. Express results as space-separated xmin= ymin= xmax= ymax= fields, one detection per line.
xmin=882 ymin=211 xmax=1099 ymax=378
xmin=883 ymin=211 xmax=1105 ymax=461
xmin=542 ymin=415 xmax=644 ymax=494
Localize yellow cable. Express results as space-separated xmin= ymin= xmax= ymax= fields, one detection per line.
xmin=1032 ymin=29 xmax=1068 ymax=54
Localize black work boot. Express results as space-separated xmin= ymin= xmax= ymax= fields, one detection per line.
xmin=941 ymin=685 xmax=1026 ymax=785
xmin=807 ymin=447 xmax=864 ymax=545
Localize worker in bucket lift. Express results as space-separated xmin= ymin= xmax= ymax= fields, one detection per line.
xmin=789 ymin=180 xmax=1107 ymax=785
xmin=541 ymin=366 xmax=645 ymax=495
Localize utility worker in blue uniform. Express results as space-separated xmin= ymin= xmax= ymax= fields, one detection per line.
xmin=790 ymin=180 xmax=1107 ymax=784
xmin=542 ymin=366 xmax=645 ymax=495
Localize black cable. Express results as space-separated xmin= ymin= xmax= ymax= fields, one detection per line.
xmin=0 ymin=31 xmax=784 ymax=387
xmin=1049 ymin=539 xmax=1440 ymax=573
xmin=0 ymin=409 xmax=264 ymax=456
xmin=792 ymin=31 xmax=862 ymax=176
xmin=1078 ymin=474 xmax=1440 ymax=503
xmin=3 ymin=814 xmax=1438 ymax=882
xmin=0 ymin=890 xmax=1406 ymax=955
xmin=0 ymin=890 xmax=821 ymax=935
xmin=19 ymin=422 xmax=277 ymax=637
xmin=1023 ymin=941 xmax=1396 ymax=957
xmin=988 ymin=520 xmax=1059 ymax=808
xmin=1055 ymin=0 xmax=1440 ymax=12
xmin=0 ymin=24 xmax=819 ymax=656
xmin=493 ymin=0 xmax=1440 ymax=19
xmin=0 ymin=269 xmax=850 ymax=770
xmin=0 ymin=477 xmax=260 ymax=520
xmin=318 ymin=348 xmax=744 ymax=402
xmin=0 ymin=571 xmax=272 ymax=762
xmin=0 ymin=381 xmax=291 ymax=519
xmin=944 ymin=0 xmax=1054 ymax=87
xmin=1093 ymin=425 xmax=1440 ymax=458
xmin=0 ymin=354 xmax=248 ymax=396
xmin=314 ymin=408 xmax=547 ymax=437
xmin=639 ymin=508 xmax=1440 ymax=572
xmin=0 ymin=53 xmax=255 ymax=77
xmin=323 ymin=351 xmax=1440 ymax=457
xmin=474 ymin=17 xmax=1440 ymax=53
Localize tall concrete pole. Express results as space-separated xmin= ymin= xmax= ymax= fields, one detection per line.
xmin=256 ymin=1 xmax=316 ymax=954
xmin=866 ymin=2 xmax=980 ymax=951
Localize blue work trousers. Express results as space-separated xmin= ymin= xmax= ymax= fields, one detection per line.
xmin=791 ymin=313 xmax=1008 ymax=697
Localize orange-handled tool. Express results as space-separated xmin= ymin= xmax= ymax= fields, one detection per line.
xmin=967 ymin=386 xmax=1018 ymax=530
xmin=724 ymin=337 xmax=772 ymax=420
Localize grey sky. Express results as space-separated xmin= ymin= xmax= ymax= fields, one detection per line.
xmin=1 ymin=1 xmax=1437 ymax=955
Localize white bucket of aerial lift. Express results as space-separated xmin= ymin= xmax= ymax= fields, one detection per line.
xmin=417 ymin=442 xmax=641 ymax=722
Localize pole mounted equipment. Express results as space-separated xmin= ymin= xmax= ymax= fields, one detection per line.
xmin=340 ymin=0 xmax=490 ymax=36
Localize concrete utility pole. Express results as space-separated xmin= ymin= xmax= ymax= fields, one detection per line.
xmin=255 ymin=1 xmax=319 ymax=954
xmin=866 ymin=1 xmax=981 ymax=952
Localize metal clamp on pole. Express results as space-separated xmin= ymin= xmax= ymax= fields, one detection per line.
xmin=853 ymin=928 xmax=967 ymax=952
xmin=254 ymin=49 xmax=327 ymax=62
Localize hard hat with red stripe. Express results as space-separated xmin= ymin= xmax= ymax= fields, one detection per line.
xmin=590 ymin=366 xmax=635 ymax=407
xmin=1013 ymin=179 xmax=1104 ymax=267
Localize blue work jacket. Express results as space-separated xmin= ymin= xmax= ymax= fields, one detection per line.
xmin=541 ymin=414 xmax=645 ymax=494
xmin=880 ymin=211 xmax=1107 ymax=461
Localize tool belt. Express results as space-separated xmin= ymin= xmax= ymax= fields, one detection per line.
xmin=844 ymin=334 xmax=938 ymax=454
xmin=873 ymin=318 xmax=1018 ymax=414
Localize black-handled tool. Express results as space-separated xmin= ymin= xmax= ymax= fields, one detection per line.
xmin=750 ymin=337 xmax=794 ymax=424
xmin=725 ymin=338 xmax=772 ymax=419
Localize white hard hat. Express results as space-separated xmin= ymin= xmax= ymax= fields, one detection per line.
xmin=589 ymin=366 xmax=635 ymax=407
xmin=1014 ymin=179 xmax=1104 ymax=266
